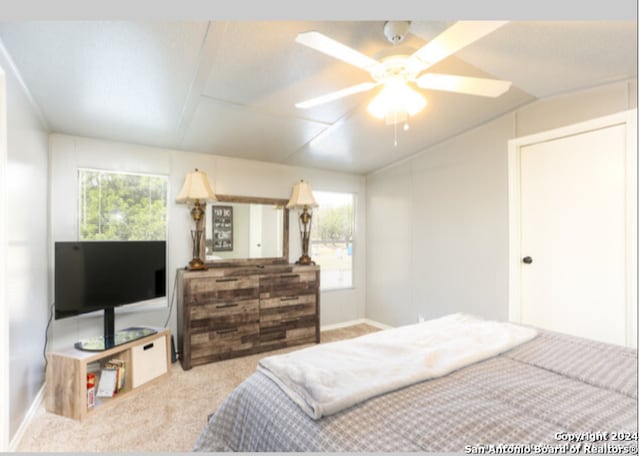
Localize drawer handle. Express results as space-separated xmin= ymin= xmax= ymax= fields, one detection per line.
xmin=216 ymin=278 xmax=239 ymax=283
xmin=216 ymin=303 xmax=239 ymax=309
xmin=279 ymin=274 xmax=299 ymax=279
xmin=216 ymin=328 xmax=238 ymax=335
xmin=280 ymin=296 xmax=299 ymax=302
xmin=143 ymin=343 xmax=154 ymax=351
xmin=278 ymin=306 xmax=298 ymax=314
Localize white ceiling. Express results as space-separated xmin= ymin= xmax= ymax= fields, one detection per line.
xmin=0 ymin=20 xmax=636 ymax=174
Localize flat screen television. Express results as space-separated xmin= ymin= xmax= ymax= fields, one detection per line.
xmin=54 ymin=240 xmax=167 ymax=351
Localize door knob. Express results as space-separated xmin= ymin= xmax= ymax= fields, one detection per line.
xmin=522 ymin=256 xmax=533 ymax=264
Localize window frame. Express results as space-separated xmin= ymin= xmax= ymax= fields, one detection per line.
xmin=77 ymin=167 xmax=169 ymax=242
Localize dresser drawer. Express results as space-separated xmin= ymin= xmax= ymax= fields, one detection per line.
xmin=260 ymin=293 xmax=315 ymax=310
xmin=260 ymin=321 xmax=316 ymax=348
xmin=187 ymin=276 xmax=259 ymax=304
xmin=190 ymin=323 xmax=259 ymax=361
xmin=260 ymin=296 xmax=316 ymax=328
xmin=190 ymin=298 xmax=259 ymax=330
xmin=259 ymin=271 xmax=318 ymax=299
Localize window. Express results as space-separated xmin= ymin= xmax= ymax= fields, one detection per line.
xmin=78 ymin=169 xmax=168 ymax=241
xmin=310 ymin=191 xmax=354 ymax=290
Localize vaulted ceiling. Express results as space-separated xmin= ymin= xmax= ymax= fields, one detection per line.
xmin=0 ymin=21 xmax=636 ymax=174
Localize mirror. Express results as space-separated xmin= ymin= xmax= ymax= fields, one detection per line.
xmin=204 ymin=194 xmax=289 ymax=264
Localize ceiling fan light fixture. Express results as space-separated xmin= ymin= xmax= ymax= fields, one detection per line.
xmin=367 ymin=80 xmax=427 ymax=124
xmin=294 ymin=21 xmax=511 ymax=128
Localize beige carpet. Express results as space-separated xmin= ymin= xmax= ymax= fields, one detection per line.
xmin=16 ymin=324 xmax=379 ymax=452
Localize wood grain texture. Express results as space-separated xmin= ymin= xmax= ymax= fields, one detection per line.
xmin=191 ymin=323 xmax=260 ymax=359
xmin=260 ymin=293 xmax=316 ymax=309
xmin=178 ymin=264 xmax=320 ymax=369
xmin=45 ymin=353 xmax=84 ymax=420
xmin=190 ymin=299 xmax=259 ymax=330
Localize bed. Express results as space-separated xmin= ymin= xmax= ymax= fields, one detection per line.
xmin=193 ymin=315 xmax=637 ymax=453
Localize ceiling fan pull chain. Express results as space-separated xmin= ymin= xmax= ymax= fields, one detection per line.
xmin=394 ymin=119 xmax=398 ymax=147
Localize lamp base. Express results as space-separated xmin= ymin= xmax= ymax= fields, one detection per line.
xmin=295 ymin=255 xmax=316 ymax=266
xmin=188 ymin=257 xmax=208 ymax=271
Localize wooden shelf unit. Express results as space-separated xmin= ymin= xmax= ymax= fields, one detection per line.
xmin=45 ymin=328 xmax=171 ymax=420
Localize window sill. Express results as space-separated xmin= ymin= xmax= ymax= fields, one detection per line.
xmin=321 ymin=286 xmax=355 ymax=293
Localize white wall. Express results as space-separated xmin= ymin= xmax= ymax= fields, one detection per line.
xmin=366 ymin=79 xmax=637 ymax=326
xmin=0 ymin=45 xmax=50 ymax=442
xmin=0 ymin=57 xmax=8 ymax=453
xmin=49 ymin=134 xmax=366 ymax=350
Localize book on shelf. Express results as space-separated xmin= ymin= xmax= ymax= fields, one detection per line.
xmin=105 ymin=358 xmax=126 ymax=392
xmin=96 ymin=368 xmax=118 ymax=398
xmin=96 ymin=358 xmax=126 ymax=397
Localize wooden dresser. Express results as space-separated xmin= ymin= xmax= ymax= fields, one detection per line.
xmin=177 ymin=264 xmax=320 ymax=370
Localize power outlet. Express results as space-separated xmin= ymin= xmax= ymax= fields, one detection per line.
xmin=418 ymin=314 xmax=425 ymax=323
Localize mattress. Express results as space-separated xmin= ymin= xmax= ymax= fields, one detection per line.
xmin=193 ymin=329 xmax=638 ymax=452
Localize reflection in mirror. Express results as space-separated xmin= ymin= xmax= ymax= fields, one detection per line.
xmin=204 ymin=195 xmax=289 ymax=262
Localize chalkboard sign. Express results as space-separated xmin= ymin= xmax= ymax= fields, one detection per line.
xmin=211 ymin=205 xmax=233 ymax=251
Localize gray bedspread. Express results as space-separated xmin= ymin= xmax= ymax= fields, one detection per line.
xmin=193 ymin=330 xmax=638 ymax=452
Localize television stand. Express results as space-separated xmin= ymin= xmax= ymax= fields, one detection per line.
xmin=74 ymin=327 xmax=158 ymax=352
xmin=46 ymin=327 xmax=171 ymax=420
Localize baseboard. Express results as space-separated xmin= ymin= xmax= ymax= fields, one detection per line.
xmin=8 ymin=382 xmax=45 ymax=452
xmin=361 ymin=318 xmax=394 ymax=330
xmin=321 ymin=318 xmax=394 ymax=332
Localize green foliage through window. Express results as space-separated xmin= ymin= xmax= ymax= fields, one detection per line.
xmin=310 ymin=191 xmax=354 ymax=290
xmin=311 ymin=203 xmax=353 ymax=242
xmin=78 ymin=169 xmax=168 ymax=241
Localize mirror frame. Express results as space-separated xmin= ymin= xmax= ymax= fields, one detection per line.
xmin=204 ymin=194 xmax=289 ymax=266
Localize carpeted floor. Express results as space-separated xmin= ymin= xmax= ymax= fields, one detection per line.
xmin=16 ymin=323 xmax=379 ymax=452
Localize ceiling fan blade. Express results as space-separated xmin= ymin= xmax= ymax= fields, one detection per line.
xmin=410 ymin=21 xmax=508 ymax=69
xmin=296 ymin=82 xmax=379 ymax=109
xmin=296 ymin=31 xmax=381 ymax=72
xmin=416 ymin=73 xmax=512 ymax=97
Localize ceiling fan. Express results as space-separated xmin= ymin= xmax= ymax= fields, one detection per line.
xmin=295 ymin=21 xmax=512 ymax=124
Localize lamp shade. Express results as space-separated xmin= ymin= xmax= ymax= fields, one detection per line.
xmin=367 ymin=80 xmax=427 ymax=124
xmin=286 ymin=180 xmax=318 ymax=209
xmin=176 ymin=169 xmax=217 ymax=203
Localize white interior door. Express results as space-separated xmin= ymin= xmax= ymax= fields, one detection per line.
xmin=509 ymin=111 xmax=637 ymax=347
xmin=249 ymin=204 xmax=262 ymax=258
xmin=260 ymin=205 xmax=279 ymax=258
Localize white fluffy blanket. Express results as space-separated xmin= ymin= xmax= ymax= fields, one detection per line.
xmin=257 ymin=313 xmax=538 ymax=420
